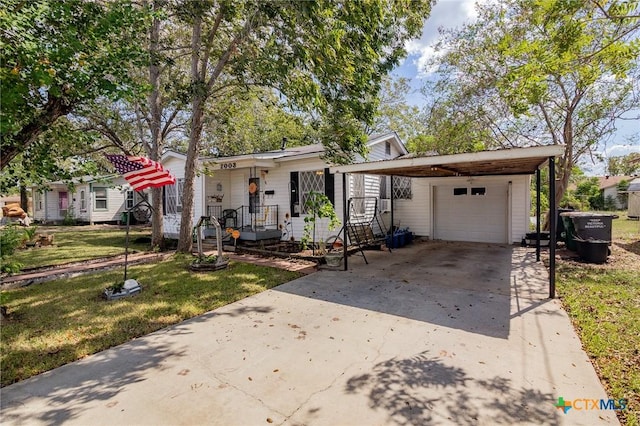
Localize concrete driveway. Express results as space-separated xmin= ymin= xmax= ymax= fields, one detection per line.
xmin=0 ymin=241 xmax=617 ymax=425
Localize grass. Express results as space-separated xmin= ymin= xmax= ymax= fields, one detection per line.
xmin=0 ymin=254 xmax=302 ymax=387
xmin=5 ymin=227 xmax=153 ymax=270
xmin=556 ymin=212 xmax=639 ymax=425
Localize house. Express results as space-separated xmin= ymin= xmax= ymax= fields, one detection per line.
xmin=597 ymin=175 xmax=636 ymax=209
xmin=31 ymin=176 xmax=148 ymax=225
xmin=160 ymin=133 xmax=407 ymax=241
xmin=161 ymin=133 xmax=558 ymax=246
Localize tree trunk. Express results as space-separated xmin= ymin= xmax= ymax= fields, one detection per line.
xmin=20 ymin=185 xmax=29 ymax=214
xmin=1 ymin=96 xmax=72 ymax=170
xmin=176 ymin=15 xmax=204 ymax=253
xmin=148 ymin=7 xmax=164 ymax=250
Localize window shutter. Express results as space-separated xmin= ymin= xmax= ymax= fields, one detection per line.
xmin=290 ymin=171 xmax=300 ymax=217
xmin=162 ymin=186 xmax=166 ymax=215
xmin=324 ymin=168 xmax=334 ymax=205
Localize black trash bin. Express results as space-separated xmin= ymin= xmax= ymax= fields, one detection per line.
xmin=556 ymin=208 xmax=574 ymax=242
xmin=575 ymin=238 xmax=610 ymax=264
xmin=571 ymin=213 xmax=614 ymax=242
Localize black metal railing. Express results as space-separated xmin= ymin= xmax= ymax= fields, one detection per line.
xmin=206 ymin=205 xmax=279 ymax=230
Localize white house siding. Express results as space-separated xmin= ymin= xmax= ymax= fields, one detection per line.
xmin=393 ymin=178 xmax=430 ymax=236
xmin=88 ymin=183 xmax=128 ymax=223
xmin=393 ymin=175 xmax=529 ymax=244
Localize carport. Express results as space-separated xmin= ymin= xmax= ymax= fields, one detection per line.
xmin=330 ymin=144 xmax=565 ymax=298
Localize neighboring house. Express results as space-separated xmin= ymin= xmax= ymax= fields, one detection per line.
xmin=597 ymin=175 xmax=636 ymax=209
xmin=161 ymin=132 xmax=539 ymax=245
xmin=161 ymin=133 xmax=408 ymax=241
xmin=31 ymin=176 xmax=147 ymax=224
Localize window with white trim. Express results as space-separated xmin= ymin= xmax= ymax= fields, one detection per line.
xmin=94 ymin=187 xmax=108 ymax=210
xmin=80 ymin=190 xmax=86 ymax=211
xmin=299 ymin=170 xmax=325 ymax=214
xmin=392 ymin=176 xmax=412 ymax=200
xmin=164 ymin=178 xmax=185 ymax=215
xmin=126 ymin=190 xmax=134 ymax=210
xmin=35 ymin=191 xmax=43 ymax=211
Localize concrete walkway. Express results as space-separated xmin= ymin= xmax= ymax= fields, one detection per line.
xmin=0 ymin=241 xmax=617 ymax=425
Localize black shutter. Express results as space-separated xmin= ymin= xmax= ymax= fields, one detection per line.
xmin=290 ymin=171 xmax=300 ymax=217
xmin=324 ymin=168 xmax=335 ymax=206
xmin=162 ymin=186 xmax=166 ymax=215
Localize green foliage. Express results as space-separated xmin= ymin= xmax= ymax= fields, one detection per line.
xmin=0 ymin=224 xmax=24 ymax=274
xmin=23 ymin=225 xmax=38 ymax=242
xmin=617 ymin=179 xmax=630 ymax=207
xmin=575 ymin=177 xmax=603 ymax=210
xmin=421 ymin=0 xmax=640 ymax=203
xmin=0 ymin=0 xmax=151 ymax=169
xmin=301 ymin=191 xmax=340 ymax=251
xmin=608 ymin=153 xmax=640 ymax=176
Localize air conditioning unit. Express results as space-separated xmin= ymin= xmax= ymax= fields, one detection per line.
xmin=378 ymin=199 xmax=391 ymax=213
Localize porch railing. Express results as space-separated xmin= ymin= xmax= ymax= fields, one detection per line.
xmin=206 ymin=205 xmax=279 ymax=230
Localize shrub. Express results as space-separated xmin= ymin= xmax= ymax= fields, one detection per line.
xmin=0 ymin=224 xmax=24 ymax=274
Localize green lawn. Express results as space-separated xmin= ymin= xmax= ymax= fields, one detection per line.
xmin=0 ymin=255 xmax=301 ymax=387
xmin=556 ymin=213 xmax=639 ymax=425
xmin=5 ymin=227 xmax=153 ymax=270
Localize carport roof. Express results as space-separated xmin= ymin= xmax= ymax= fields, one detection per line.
xmin=329 ymin=145 xmax=565 ymax=177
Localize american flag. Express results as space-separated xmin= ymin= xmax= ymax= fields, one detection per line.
xmin=105 ymin=154 xmax=176 ymax=191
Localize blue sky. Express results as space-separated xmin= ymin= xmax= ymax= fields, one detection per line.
xmin=390 ymin=0 xmax=640 ymax=176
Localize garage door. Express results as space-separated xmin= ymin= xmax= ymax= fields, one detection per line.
xmin=434 ymin=184 xmax=508 ymax=243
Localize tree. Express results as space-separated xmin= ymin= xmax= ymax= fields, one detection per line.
xmin=174 ymin=1 xmax=433 ymax=252
xmin=369 ymin=76 xmax=426 ymax=144
xmin=0 ymin=0 xmax=150 ymax=170
xmin=607 ymin=152 xmax=640 ymax=175
xmin=421 ymin=0 xmax=640 ymax=207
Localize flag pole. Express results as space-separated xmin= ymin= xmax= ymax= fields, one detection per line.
xmin=124 ymin=206 xmax=130 ymax=281
xmin=123 ymin=194 xmax=153 ymax=283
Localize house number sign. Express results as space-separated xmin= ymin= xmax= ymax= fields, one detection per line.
xmin=220 ymin=162 xmax=236 ymax=169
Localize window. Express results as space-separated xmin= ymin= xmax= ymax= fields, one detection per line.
xmin=80 ymin=190 xmax=86 ymax=211
xmin=164 ymin=178 xmax=184 ymax=215
xmin=94 ymin=187 xmax=108 ymax=210
xmin=35 ymin=191 xmax=43 ymax=211
xmin=385 ymin=141 xmax=391 ymax=156
xmin=471 ymin=187 xmax=486 ymax=196
xmin=300 ymin=170 xmax=325 ymax=214
xmin=454 ymin=187 xmax=468 ymax=196
xmin=392 ymin=176 xmax=412 ymax=200
xmin=126 ymin=190 xmax=134 ymax=210
xmin=379 ymin=176 xmax=390 ymax=199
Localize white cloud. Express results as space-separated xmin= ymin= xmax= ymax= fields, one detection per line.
xmin=403 ymin=0 xmax=489 ymax=77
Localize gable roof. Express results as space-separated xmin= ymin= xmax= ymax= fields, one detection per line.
xmin=161 ymin=132 xmax=405 ymax=168
xmin=596 ymin=175 xmax=636 ymax=189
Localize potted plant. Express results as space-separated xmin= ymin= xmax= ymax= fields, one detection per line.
xmin=301 ymin=191 xmax=341 ymax=257
xmin=23 ymin=225 xmax=38 ymax=247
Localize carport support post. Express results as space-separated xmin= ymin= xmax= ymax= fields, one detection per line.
xmin=343 ymin=173 xmax=348 ymax=271
xmin=549 ymin=157 xmax=556 ymax=299
xmin=536 ymin=168 xmax=541 ymax=262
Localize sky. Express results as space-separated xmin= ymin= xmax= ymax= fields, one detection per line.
xmin=390 ymin=0 xmax=640 ymax=176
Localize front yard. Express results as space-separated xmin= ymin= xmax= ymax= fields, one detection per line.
xmin=0 ymin=254 xmax=301 ymax=387
xmin=556 ymin=213 xmax=639 ymax=425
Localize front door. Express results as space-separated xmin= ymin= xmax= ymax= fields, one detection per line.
xmin=58 ymin=191 xmax=68 ymax=219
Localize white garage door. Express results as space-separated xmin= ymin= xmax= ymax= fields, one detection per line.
xmin=434 ymin=184 xmax=508 ymax=243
